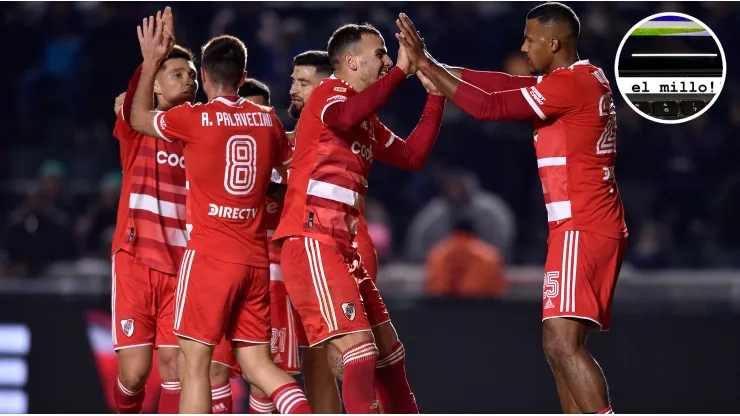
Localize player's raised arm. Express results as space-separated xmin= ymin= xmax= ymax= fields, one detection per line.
xmin=396 ymin=14 xmax=547 ymax=122
xmin=130 ymin=10 xmax=175 ymax=138
xmin=375 ymin=81 xmax=446 ymax=172
xmin=453 ymin=67 xmax=540 ymax=92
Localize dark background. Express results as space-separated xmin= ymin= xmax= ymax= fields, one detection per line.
xmin=3 ymin=294 xmax=739 ymax=414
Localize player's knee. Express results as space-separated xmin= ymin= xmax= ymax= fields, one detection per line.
xmin=117 ymin=349 xmax=153 ymax=390
xmin=209 ymin=362 xmax=231 ymax=386
xmin=542 ymin=320 xmax=581 ymax=365
xmin=118 ymin=365 xmax=151 ymax=391
xmin=157 ymin=348 xmax=180 ymax=381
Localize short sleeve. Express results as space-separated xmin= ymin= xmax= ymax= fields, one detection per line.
xmin=319 ymin=82 xmax=353 ymax=124
xmin=113 ymin=111 xmax=136 ymax=141
xmin=152 ymin=103 xmax=197 ymax=143
xmin=519 ymin=72 xmax=580 ymax=120
xmin=271 ymin=111 xmax=293 ymax=167
xmin=372 ymin=117 xmax=396 ymax=154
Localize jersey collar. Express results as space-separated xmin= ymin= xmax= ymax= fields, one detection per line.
xmin=211 ymin=96 xmax=245 ymax=106
xmin=328 ymin=74 xmax=353 ymax=90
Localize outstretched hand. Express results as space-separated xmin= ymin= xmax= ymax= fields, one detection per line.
xmin=417 ymin=70 xmax=443 ymax=96
xmin=395 ymin=13 xmax=429 ymax=69
xmin=137 ymin=10 xmax=171 ymax=65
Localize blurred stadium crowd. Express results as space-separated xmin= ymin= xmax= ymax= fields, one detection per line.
xmin=1 ymin=1 xmax=739 ymax=280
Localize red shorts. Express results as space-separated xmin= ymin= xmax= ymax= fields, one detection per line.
xmin=210 ymin=266 xmax=305 ymax=377
xmin=354 ymin=241 xmax=390 ymax=327
xmin=112 ymin=250 xmax=178 ymax=350
xmin=173 ymin=249 xmax=271 ymax=345
xmin=269 ymin=264 xmax=303 ymax=375
xmin=542 ymin=231 xmax=627 ymax=331
xmin=281 ymin=237 xmax=370 ymax=346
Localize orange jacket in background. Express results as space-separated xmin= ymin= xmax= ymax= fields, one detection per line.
xmin=425 ymin=232 xmax=508 ymax=297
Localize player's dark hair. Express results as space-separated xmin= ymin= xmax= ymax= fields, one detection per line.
xmin=293 ymin=50 xmax=333 ymax=77
xmin=201 ymin=35 xmax=247 ymax=89
xmin=526 ymin=2 xmax=581 ymax=39
xmin=327 ymin=23 xmax=381 ymax=68
xmin=239 ymin=78 xmax=271 ymax=105
xmin=160 ymin=44 xmax=194 ymax=72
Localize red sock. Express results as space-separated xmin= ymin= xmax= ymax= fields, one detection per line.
xmin=597 ymin=405 xmax=614 ymax=414
xmin=249 ymin=392 xmax=277 ymax=414
xmin=342 ymin=341 xmax=380 ymax=414
xmin=270 ymin=382 xmax=311 ymax=414
xmin=375 ymin=341 xmax=418 ymax=413
xmin=113 ymin=377 xmax=146 ymax=414
xmin=158 ymin=380 xmax=181 ymax=414
xmin=211 ymin=382 xmax=233 ymax=414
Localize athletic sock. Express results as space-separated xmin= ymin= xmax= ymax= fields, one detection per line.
xmin=113 ymin=376 xmax=146 ymax=414
xmin=342 ymin=340 xmax=380 ymax=414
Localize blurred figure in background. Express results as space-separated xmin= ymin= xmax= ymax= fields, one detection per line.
xmin=406 ymin=167 xmax=516 ymax=262
xmin=2 ymin=161 xmax=77 ymax=277
xmin=425 ymin=216 xmax=508 ymax=297
xmin=75 ymin=171 xmax=121 ymax=258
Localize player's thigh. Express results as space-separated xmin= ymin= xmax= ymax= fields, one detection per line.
xmin=227 ymin=265 xmax=271 ymax=345
xmin=112 ymin=250 xmax=157 ymax=350
xmin=174 ymin=249 xmax=243 ymax=345
xmin=154 ymin=270 xmax=179 ymax=349
xmin=270 ymin=275 xmax=302 ymax=375
xmin=542 ymin=231 xmax=624 ymax=330
xmin=281 ymin=236 xmax=370 ymax=347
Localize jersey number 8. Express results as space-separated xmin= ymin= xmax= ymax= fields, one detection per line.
xmin=225 ymin=135 xmax=257 ymax=195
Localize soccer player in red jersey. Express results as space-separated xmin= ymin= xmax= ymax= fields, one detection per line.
xmin=129 ymin=10 xmax=310 ymax=414
xmin=396 ymin=3 xmax=626 ymax=413
xmin=273 ymin=23 xmax=446 ymax=413
xmin=111 ymin=43 xmax=196 ymax=416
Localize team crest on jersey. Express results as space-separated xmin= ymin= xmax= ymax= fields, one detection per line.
xmin=271 ymin=168 xmax=283 ymax=184
xmin=120 ymin=319 xmax=134 ymax=337
xmin=341 ymin=302 xmax=356 ymax=321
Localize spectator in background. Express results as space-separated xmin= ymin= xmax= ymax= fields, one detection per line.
xmin=406 ymin=167 xmax=516 ymax=261
xmin=2 ymin=182 xmax=76 ymax=278
xmin=425 ymin=216 xmax=507 ymax=298
xmin=75 ymin=171 xmax=121 ymax=258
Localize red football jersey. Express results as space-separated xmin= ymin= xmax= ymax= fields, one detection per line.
xmin=520 ymin=60 xmax=627 ymax=239
xmin=274 ymin=77 xmax=397 ymax=256
xmin=152 ymin=96 xmax=292 ymax=267
xmin=112 ymin=109 xmax=188 ymax=275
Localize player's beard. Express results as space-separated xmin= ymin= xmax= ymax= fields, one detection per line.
xmin=288 ymin=101 xmax=303 ymax=119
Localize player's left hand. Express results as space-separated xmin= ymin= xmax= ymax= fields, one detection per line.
xmin=417 ymin=70 xmax=443 ymax=96
xmin=114 ymin=92 xmax=126 ymax=115
xmin=395 ymin=14 xmax=429 ymax=68
xmin=137 ymin=11 xmax=171 ymax=65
